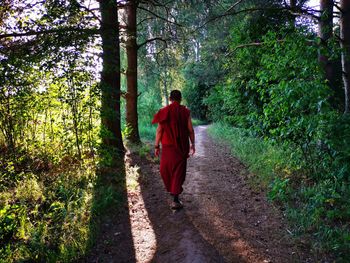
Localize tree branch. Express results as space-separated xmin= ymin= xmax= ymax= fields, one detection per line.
xmin=225 ymin=0 xmax=245 ymax=14
xmin=229 ymin=38 xmax=314 ymax=53
xmin=229 ymin=40 xmax=287 ymax=54
xmin=334 ymin=3 xmax=343 ymax=13
xmin=0 ymin=27 xmax=100 ymax=39
xmin=137 ymin=6 xmax=182 ymax=27
xmin=232 ymin=42 xmax=266 ymax=50
xmin=77 ymin=3 xmax=101 ymax=23
xmin=197 ymin=6 xmax=320 ymax=31
xmin=137 ymin=37 xmax=169 ymax=50
xmin=137 ymin=16 xmax=155 ymax=26
xmin=138 ymin=0 xmax=173 ymax=7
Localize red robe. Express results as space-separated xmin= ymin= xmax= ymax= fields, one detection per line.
xmin=152 ymin=101 xmax=190 ymax=195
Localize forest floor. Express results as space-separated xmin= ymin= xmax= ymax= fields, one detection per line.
xmin=82 ymin=125 xmax=311 ymax=263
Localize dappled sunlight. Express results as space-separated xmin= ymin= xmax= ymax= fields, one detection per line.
xmin=125 ymin=158 xmax=157 ymax=262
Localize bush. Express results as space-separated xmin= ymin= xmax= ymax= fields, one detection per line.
xmin=0 ymin=150 xmax=96 ymax=262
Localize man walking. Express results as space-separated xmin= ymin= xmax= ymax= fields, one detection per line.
xmin=152 ymin=90 xmax=195 ymax=209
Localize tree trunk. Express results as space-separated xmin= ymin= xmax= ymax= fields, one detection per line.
xmin=163 ymin=72 xmax=169 ymax=106
xmin=289 ymin=0 xmax=296 ymax=25
xmin=340 ymin=0 xmax=350 ymax=113
xmin=318 ymin=0 xmax=335 ymax=101
xmin=99 ymin=0 xmax=124 ymax=159
xmin=125 ymin=0 xmax=141 ymax=143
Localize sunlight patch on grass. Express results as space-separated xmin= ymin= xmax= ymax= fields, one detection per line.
xmin=126 ymin=163 xmax=141 ymax=191
xmin=0 ymin=161 xmax=96 ymax=262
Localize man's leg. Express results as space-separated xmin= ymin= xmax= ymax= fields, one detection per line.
xmin=170 ymin=194 xmax=183 ymax=209
xmin=173 ymin=194 xmax=179 ymax=203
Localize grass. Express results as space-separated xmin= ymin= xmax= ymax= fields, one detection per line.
xmin=0 ymin=158 xmax=96 ymax=262
xmin=0 ymin=147 xmax=127 ymax=263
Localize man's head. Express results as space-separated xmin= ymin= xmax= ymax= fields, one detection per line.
xmin=170 ymin=90 xmax=182 ymax=102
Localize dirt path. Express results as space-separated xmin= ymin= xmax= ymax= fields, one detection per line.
xmin=82 ymin=125 xmax=308 ymax=263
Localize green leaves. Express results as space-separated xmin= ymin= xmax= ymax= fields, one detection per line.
xmin=0 ymin=204 xmax=23 ymax=242
xmin=203 ymin=17 xmax=350 ymax=258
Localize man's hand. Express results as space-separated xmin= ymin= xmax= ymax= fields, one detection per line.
xmin=190 ymin=144 xmax=195 ymax=156
xmin=154 ymin=146 xmax=160 ymax=157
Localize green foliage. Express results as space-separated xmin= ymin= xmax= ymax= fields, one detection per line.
xmin=137 ymin=88 xmax=161 ymax=142
xmin=182 ymin=63 xmax=211 ymax=120
xmin=253 ymin=30 xmax=331 ymax=140
xmin=0 ymin=146 xmax=125 ymax=262
xmin=205 ymin=26 xmax=346 ymax=176
xmin=0 ymin=158 xmax=97 ymax=262
xmin=282 ymin=178 xmax=350 ymax=257
xmin=202 ymin=16 xmax=349 ymax=258
xmin=327 ymin=114 xmax=350 ymax=180
xmin=0 ymin=11 xmax=106 ymax=261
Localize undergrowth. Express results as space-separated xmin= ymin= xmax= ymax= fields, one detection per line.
xmin=208 ymin=122 xmax=350 ymax=261
xmin=0 ymin=147 xmax=125 ymax=263
xmin=139 ymin=123 xmax=156 ymax=142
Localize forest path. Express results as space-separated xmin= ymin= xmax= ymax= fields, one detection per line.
xmin=82 ymin=125 xmax=307 ymax=263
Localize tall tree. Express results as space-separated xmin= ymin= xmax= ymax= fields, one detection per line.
xmin=318 ymin=0 xmax=335 ymax=103
xmin=340 ymin=0 xmax=350 ymax=113
xmin=124 ymin=0 xmax=183 ymax=142
xmin=125 ymin=0 xmax=140 ymax=143
xmin=99 ymin=0 xmax=124 ymax=156
xmin=289 ymin=0 xmax=297 ymax=25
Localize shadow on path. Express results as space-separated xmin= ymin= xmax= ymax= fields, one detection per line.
xmin=81 ymin=162 xmax=136 ymax=263
xmin=131 ymin=151 xmax=226 ymax=263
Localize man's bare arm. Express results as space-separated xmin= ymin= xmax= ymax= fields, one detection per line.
xmin=154 ymin=124 xmax=163 ymax=156
xmin=188 ymin=117 xmax=195 ymax=144
xmin=188 ymin=117 xmax=195 ymax=155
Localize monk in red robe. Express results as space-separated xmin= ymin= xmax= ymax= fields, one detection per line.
xmin=152 ymin=90 xmax=195 ymax=209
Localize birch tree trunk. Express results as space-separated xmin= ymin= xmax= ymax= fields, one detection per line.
xmin=340 ymin=0 xmax=350 ymax=113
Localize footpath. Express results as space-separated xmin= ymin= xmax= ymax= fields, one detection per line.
xmin=82 ymin=125 xmax=308 ymax=263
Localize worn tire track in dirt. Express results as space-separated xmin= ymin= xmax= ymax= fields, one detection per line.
xmin=82 ymin=125 xmax=308 ymax=263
